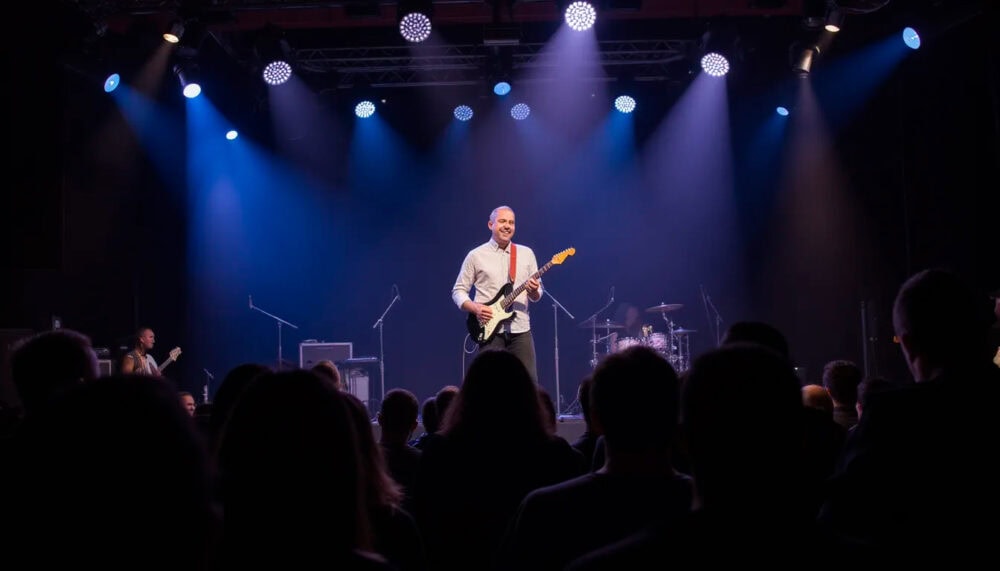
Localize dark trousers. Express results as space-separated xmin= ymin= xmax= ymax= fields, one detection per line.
xmin=481 ymin=330 xmax=538 ymax=383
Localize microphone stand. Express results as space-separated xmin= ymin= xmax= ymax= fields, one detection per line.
xmin=544 ymin=288 xmax=575 ymax=416
xmin=372 ymin=287 xmax=400 ymax=411
xmin=705 ymin=292 xmax=724 ymax=347
xmin=202 ymin=369 xmax=214 ymax=404
xmin=249 ymin=296 xmax=299 ymax=370
xmin=581 ymin=287 xmax=615 ymax=369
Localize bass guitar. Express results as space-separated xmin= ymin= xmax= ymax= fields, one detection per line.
xmin=158 ymin=347 xmax=183 ymax=373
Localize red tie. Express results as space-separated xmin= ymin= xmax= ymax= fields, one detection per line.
xmin=509 ymin=243 xmax=517 ymax=284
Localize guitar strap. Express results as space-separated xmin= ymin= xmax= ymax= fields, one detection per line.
xmin=509 ymin=242 xmax=517 ymax=284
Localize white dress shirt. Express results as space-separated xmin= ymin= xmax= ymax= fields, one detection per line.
xmin=452 ymin=238 xmax=541 ymax=334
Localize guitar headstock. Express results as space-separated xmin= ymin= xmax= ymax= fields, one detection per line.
xmin=551 ymin=248 xmax=576 ymax=265
xmin=168 ymin=347 xmax=182 ymax=361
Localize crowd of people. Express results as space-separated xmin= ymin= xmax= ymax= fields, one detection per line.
xmin=1 ymin=267 xmax=998 ymax=568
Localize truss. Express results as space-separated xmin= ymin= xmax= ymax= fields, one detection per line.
xmin=296 ymin=39 xmax=696 ymax=88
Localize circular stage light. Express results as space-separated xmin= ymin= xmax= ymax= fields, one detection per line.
xmin=564 ymin=2 xmax=597 ymax=32
xmin=400 ymin=13 xmax=432 ymax=43
xmin=510 ymin=103 xmax=530 ymax=121
xmin=614 ymin=95 xmax=636 ymax=114
xmin=454 ymin=105 xmax=474 ymax=121
xmin=355 ymin=100 xmax=376 ymax=118
xmin=262 ymin=61 xmax=292 ymax=86
xmin=701 ymin=52 xmax=730 ymax=77
xmin=902 ymin=27 xmax=921 ymax=50
xmin=103 ymin=73 xmax=120 ymax=93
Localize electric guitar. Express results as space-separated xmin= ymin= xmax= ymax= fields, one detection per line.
xmin=466 ymin=248 xmax=576 ymax=345
xmin=158 ymin=347 xmax=183 ymax=373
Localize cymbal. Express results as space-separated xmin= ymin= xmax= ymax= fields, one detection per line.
xmin=672 ymin=328 xmax=697 ymax=335
xmin=646 ymin=303 xmax=684 ymax=313
xmin=579 ymin=318 xmax=624 ymax=329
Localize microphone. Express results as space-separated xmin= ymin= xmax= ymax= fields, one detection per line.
xmin=249 ymin=295 xmax=253 ymax=309
xmin=393 ymin=284 xmax=401 ymax=301
xmin=203 ymin=368 xmax=215 ymax=380
xmin=609 ymin=286 xmax=615 ymax=304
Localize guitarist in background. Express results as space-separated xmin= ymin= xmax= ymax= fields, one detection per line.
xmin=453 ymin=206 xmax=542 ymax=381
xmin=121 ymin=327 xmax=162 ymax=376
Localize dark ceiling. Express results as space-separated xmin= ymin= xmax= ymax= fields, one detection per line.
xmin=57 ymin=1 xmax=815 ymax=88
xmin=55 ymin=0 xmax=985 ymax=91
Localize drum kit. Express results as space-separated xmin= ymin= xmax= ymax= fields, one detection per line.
xmin=581 ymin=302 xmax=695 ymax=372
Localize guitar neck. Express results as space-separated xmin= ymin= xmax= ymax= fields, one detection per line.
xmin=502 ymin=261 xmax=554 ymax=309
xmin=158 ymin=358 xmax=173 ymax=373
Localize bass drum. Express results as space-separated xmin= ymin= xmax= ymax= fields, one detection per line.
xmin=614 ymin=336 xmax=645 ymax=352
xmin=646 ymin=332 xmax=669 ymax=353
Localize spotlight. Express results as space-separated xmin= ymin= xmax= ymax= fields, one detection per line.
xmin=226 ymin=130 xmax=239 ymax=140
xmin=564 ymin=2 xmax=597 ymax=32
xmin=103 ymin=73 xmax=120 ymax=93
xmin=255 ymin=27 xmax=297 ymax=86
xmin=614 ymin=95 xmax=636 ymax=114
xmin=355 ymin=100 xmax=376 ymax=118
xmin=700 ymin=53 xmax=730 ymax=77
xmin=792 ymin=45 xmax=820 ymax=76
xmin=454 ymin=105 xmax=474 ymax=121
xmin=400 ymin=12 xmax=432 ymax=43
xmin=173 ymin=63 xmax=201 ymax=98
xmin=699 ymin=23 xmax=738 ymax=77
xmin=510 ymin=103 xmax=530 ymax=121
xmin=163 ymin=21 xmax=184 ymax=44
xmin=824 ymin=10 xmax=844 ymax=33
xmin=398 ymin=0 xmax=434 ymax=43
xmin=494 ymin=81 xmax=511 ymax=96
xmin=776 ymin=106 xmax=789 ymax=116
xmin=902 ymin=27 xmax=921 ymax=50
xmin=262 ymin=60 xmax=292 ymax=86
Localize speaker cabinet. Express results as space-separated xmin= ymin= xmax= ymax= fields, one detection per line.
xmin=97 ymin=359 xmax=113 ymax=376
xmin=299 ymin=342 xmax=353 ymax=369
xmin=344 ymin=368 xmax=370 ymax=407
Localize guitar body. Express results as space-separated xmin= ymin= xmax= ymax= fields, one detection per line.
xmin=462 ymin=247 xmax=576 ymax=347
xmin=467 ymin=283 xmax=516 ymax=345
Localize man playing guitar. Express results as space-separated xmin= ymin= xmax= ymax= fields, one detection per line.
xmin=121 ymin=327 xmax=181 ymax=376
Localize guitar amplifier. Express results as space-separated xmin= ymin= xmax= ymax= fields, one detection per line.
xmin=97 ymin=359 xmax=114 ymax=377
xmin=338 ymin=357 xmax=378 ymax=414
xmin=299 ymin=342 xmax=353 ymax=369
xmin=344 ymin=367 xmax=370 ymax=408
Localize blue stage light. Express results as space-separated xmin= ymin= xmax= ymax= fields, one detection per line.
xmin=776 ymin=106 xmax=789 ymax=116
xmin=614 ymin=95 xmax=636 ymax=114
xmin=103 ymin=73 xmax=120 ymax=93
xmin=355 ymin=100 xmax=376 ymax=118
xmin=183 ymin=83 xmax=201 ymax=98
xmin=902 ymin=27 xmax=921 ymax=50
xmin=494 ymin=81 xmax=511 ymax=96
xmin=510 ymin=103 xmax=530 ymax=120
xmin=454 ymin=105 xmax=474 ymax=121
